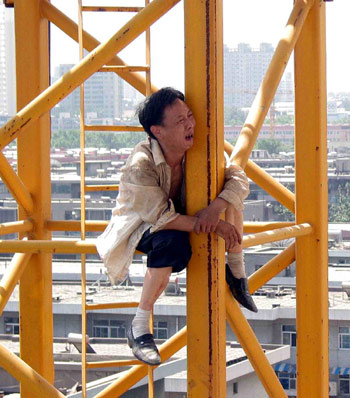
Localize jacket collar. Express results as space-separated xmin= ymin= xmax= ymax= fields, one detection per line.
xmin=150 ymin=138 xmax=167 ymax=166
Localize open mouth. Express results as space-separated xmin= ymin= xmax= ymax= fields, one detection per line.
xmin=185 ymin=134 xmax=194 ymax=141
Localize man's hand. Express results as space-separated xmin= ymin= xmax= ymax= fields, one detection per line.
xmin=194 ymin=198 xmax=229 ymax=234
xmin=215 ymin=220 xmax=242 ymax=250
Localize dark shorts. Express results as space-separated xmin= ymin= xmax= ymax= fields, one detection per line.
xmin=136 ymin=228 xmax=192 ymax=273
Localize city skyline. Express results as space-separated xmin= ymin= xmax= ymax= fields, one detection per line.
xmin=47 ymin=0 xmax=350 ymax=93
xmin=1 ymin=0 xmax=350 ymax=119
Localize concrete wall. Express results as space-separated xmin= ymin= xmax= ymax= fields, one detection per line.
xmin=226 ymin=373 xmax=268 ymax=398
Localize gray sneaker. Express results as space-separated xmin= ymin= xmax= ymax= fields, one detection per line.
xmin=127 ymin=327 xmax=161 ymax=366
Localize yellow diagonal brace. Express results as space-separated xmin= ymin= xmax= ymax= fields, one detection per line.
xmin=0 ymin=0 xmax=180 ymax=150
xmin=0 ymin=153 xmax=34 ymax=214
xmin=248 ymin=242 xmax=295 ymax=293
xmin=230 ymin=0 xmax=314 ymax=168
xmin=0 ymin=251 xmax=32 ymax=316
xmin=0 ymin=344 xmax=65 ymax=398
xmin=226 ymin=287 xmax=287 ymax=398
xmin=40 ymin=0 xmax=157 ymax=96
xmin=224 ymin=141 xmax=295 ymax=213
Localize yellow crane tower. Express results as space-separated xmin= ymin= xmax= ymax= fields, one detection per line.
xmin=0 ymin=0 xmax=329 ymax=397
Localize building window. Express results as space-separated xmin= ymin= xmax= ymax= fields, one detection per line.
xmin=233 ymin=382 xmax=238 ymax=394
xmin=340 ymin=375 xmax=350 ymax=394
xmin=153 ymin=321 xmax=168 ymax=339
xmin=93 ymin=319 xmax=126 ymax=338
xmin=282 ymin=325 xmax=297 ymax=347
xmin=4 ymin=317 xmax=19 ymax=334
xmin=339 ymin=327 xmax=350 ymax=349
xmin=276 ymin=371 xmax=296 ymax=390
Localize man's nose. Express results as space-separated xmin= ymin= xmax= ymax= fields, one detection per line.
xmin=185 ymin=117 xmax=195 ymax=129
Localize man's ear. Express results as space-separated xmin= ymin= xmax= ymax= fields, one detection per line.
xmin=150 ymin=125 xmax=162 ymax=140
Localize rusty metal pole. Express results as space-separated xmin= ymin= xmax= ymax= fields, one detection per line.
xmin=185 ymin=0 xmax=226 ymax=396
xmin=294 ymin=1 xmax=329 ymax=396
xmin=14 ymin=0 xmax=54 ymax=395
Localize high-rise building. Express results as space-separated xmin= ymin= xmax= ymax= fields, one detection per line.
xmin=0 ymin=5 xmax=15 ymax=116
xmin=52 ymin=64 xmax=124 ymax=121
xmin=224 ymin=43 xmax=293 ymax=110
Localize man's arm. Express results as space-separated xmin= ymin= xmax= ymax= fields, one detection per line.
xmin=194 ymin=197 xmax=229 ymax=233
xmin=162 ymin=214 xmax=240 ymax=250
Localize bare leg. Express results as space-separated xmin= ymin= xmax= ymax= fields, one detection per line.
xmin=139 ymin=267 xmax=172 ymax=311
xmin=131 ymin=266 xmax=172 ymax=338
xmin=128 ymin=267 xmax=172 ymax=365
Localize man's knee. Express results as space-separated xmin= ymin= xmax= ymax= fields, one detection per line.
xmin=147 ymin=230 xmax=192 ymax=273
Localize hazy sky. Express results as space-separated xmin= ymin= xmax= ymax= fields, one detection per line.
xmin=46 ymin=0 xmax=350 ymax=93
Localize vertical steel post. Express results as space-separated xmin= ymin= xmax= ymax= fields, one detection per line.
xmin=14 ymin=0 xmax=54 ymax=395
xmin=294 ymin=1 xmax=329 ymax=397
xmin=185 ymin=1 xmax=226 ymax=396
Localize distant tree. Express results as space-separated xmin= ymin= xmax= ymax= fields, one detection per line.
xmin=52 ymin=130 xmax=80 ymax=148
xmin=329 ymin=183 xmax=350 ymax=222
xmin=273 ymin=203 xmax=295 ymax=222
xmin=275 ymin=114 xmax=294 ymax=124
xmin=51 ymin=130 xmax=146 ymax=150
xmin=224 ymin=106 xmax=246 ymax=125
xmin=340 ymin=98 xmax=350 ymax=111
xmin=255 ymin=138 xmax=287 ymax=154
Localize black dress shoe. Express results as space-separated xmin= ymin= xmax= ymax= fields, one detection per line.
xmin=127 ymin=327 xmax=161 ymax=366
xmin=225 ymin=264 xmax=258 ymax=313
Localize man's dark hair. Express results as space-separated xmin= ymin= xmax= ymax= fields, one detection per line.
xmin=137 ymin=87 xmax=185 ymax=139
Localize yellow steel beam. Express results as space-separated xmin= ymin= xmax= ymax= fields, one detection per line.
xmin=242 ymin=223 xmax=312 ymax=248
xmin=84 ymin=125 xmax=144 ymax=132
xmin=0 ymin=252 xmax=32 ymax=316
xmin=81 ymin=6 xmax=143 ymax=12
xmin=40 ymin=0 xmax=157 ymax=96
xmin=294 ymin=1 xmax=329 ymax=396
xmin=86 ymin=359 xmax=142 ymax=368
xmin=99 ymin=66 xmax=149 ymax=73
xmin=86 ymin=302 xmax=139 ymax=310
xmin=95 ymin=326 xmax=187 ymax=397
xmin=0 ymin=344 xmax=65 ymax=398
xmin=46 ymin=219 xmax=293 ymax=233
xmin=185 ymin=0 xmax=226 ymax=396
xmin=224 ymin=141 xmax=295 ymax=213
xmin=14 ymin=0 xmax=54 ymax=392
xmin=0 ymin=220 xmax=33 ymax=235
xmin=0 ymin=153 xmax=34 ymax=215
xmin=0 ymin=239 xmax=97 ymax=253
xmin=0 ymin=224 xmax=310 ymax=254
xmin=230 ymin=0 xmax=313 ymax=169
xmin=225 ymin=287 xmax=287 ymax=397
xmin=0 ymin=0 xmax=180 ymax=150
xmin=45 ymin=219 xmax=108 ymax=232
xmin=248 ymin=243 xmax=295 ymax=293
xmin=244 ymin=221 xmax=294 ymax=233
xmin=85 ymin=185 xmax=119 ymax=192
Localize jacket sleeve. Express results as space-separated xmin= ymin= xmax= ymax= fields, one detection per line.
xmin=120 ymin=152 xmax=179 ymax=232
xmin=217 ymin=154 xmax=250 ymax=211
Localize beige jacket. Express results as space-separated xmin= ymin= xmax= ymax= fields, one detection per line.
xmin=96 ymin=138 xmax=249 ymax=284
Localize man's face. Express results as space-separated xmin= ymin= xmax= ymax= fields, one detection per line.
xmin=151 ymin=99 xmax=196 ymax=154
